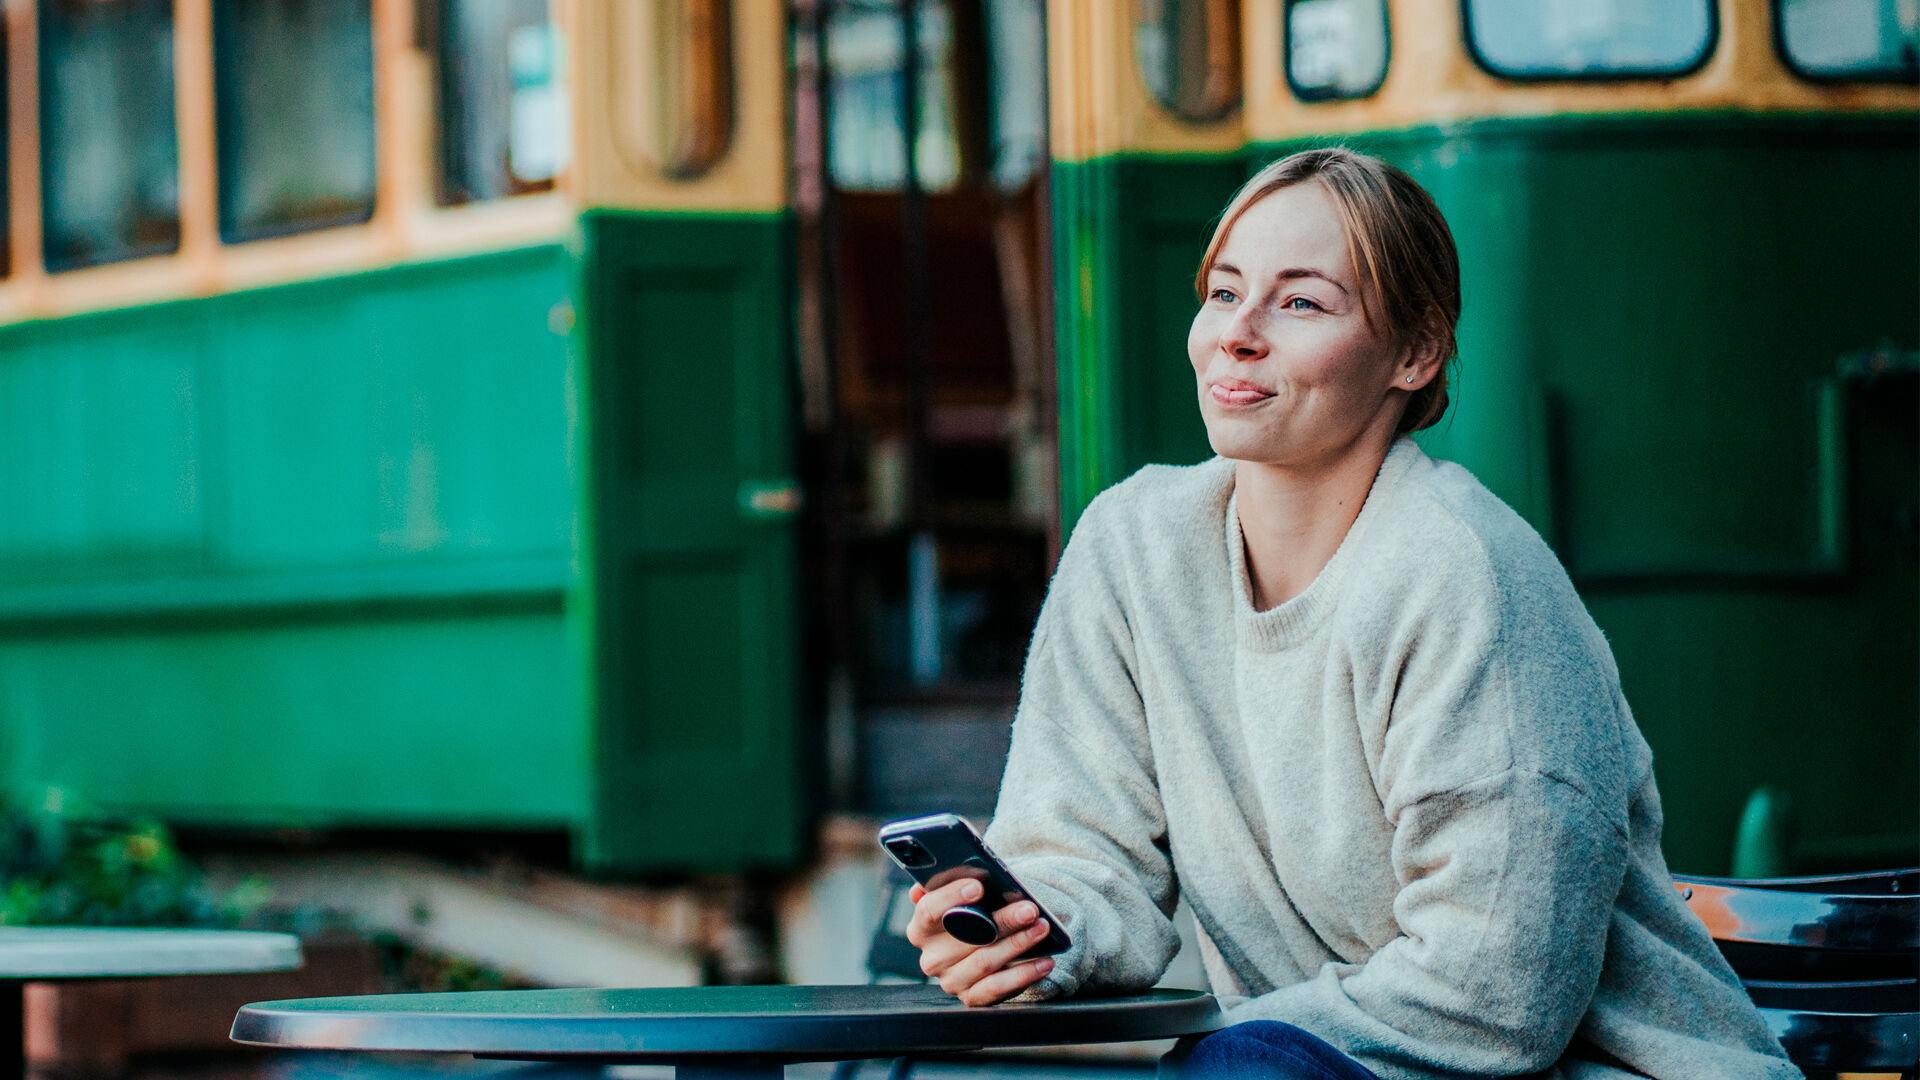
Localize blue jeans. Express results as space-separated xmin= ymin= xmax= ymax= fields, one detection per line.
xmin=1163 ymin=1021 xmax=1383 ymax=1080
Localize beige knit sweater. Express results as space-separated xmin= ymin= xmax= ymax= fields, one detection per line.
xmin=984 ymin=440 xmax=1799 ymax=1080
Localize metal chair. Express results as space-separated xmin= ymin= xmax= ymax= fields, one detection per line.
xmin=1674 ymin=868 xmax=1919 ymax=1077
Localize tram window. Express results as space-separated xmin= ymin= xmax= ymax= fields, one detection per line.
xmin=1463 ymin=0 xmax=1715 ymax=79
xmin=625 ymin=0 xmax=732 ymax=179
xmin=1285 ymin=0 xmax=1388 ymax=101
xmin=1136 ymin=0 xmax=1241 ymax=121
xmin=435 ymin=0 xmax=566 ymax=205
xmin=826 ymin=0 xmax=961 ymax=191
xmin=985 ymin=0 xmax=1044 ymax=192
xmin=1778 ymin=0 xmax=1919 ymax=81
xmin=39 ymin=0 xmax=180 ymax=272
xmin=213 ymin=0 xmax=375 ymax=242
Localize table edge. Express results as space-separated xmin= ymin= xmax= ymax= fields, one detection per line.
xmin=230 ymin=988 xmax=1225 ymax=1057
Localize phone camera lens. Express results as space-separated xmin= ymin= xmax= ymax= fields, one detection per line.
xmin=885 ymin=836 xmax=936 ymax=869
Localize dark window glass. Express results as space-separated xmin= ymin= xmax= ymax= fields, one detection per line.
xmin=1136 ymin=0 xmax=1241 ymax=121
xmin=214 ymin=0 xmax=375 ymax=242
xmin=39 ymin=0 xmax=180 ymax=272
xmin=1778 ymin=0 xmax=1919 ymax=81
xmin=1285 ymin=0 xmax=1388 ymax=101
xmin=1463 ymin=0 xmax=1714 ymax=78
xmin=435 ymin=0 xmax=566 ymax=206
xmin=826 ymin=0 xmax=960 ymax=192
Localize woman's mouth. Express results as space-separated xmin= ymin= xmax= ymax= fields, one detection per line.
xmin=1209 ymin=380 xmax=1273 ymax=407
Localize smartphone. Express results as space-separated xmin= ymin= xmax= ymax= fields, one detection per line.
xmin=878 ymin=812 xmax=1071 ymax=958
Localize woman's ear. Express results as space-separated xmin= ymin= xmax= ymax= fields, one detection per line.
xmin=1396 ymin=334 xmax=1446 ymax=391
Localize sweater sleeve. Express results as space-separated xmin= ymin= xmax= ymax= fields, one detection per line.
xmin=982 ymin=501 xmax=1184 ymax=999
xmin=1231 ymin=767 xmax=1630 ymax=1076
xmin=1229 ymin=559 xmax=1638 ymax=1077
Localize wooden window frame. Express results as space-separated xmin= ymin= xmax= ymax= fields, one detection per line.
xmin=0 ymin=0 xmax=572 ymax=325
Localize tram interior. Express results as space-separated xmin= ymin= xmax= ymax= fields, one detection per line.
xmin=795 ymin=0 xmax=1053 ymax=819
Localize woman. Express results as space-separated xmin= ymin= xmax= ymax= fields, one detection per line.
xmin=904 ymin=150 xmax=1798 ymax=1079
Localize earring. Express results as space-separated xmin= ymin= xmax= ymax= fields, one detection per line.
xmin=1405 ymin=375 xmax=1414 ymax=384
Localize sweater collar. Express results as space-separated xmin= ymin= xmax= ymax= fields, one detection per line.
xmin=1225 ymin=438 xmax=1423 ymax=652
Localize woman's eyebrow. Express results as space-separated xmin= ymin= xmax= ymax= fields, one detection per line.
xmin=1275 ymin=266 xmax=1349 ymax=295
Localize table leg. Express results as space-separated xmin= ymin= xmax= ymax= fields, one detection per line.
xmin=2 ymin=981 xmax=23 ymax=1080
xmin=672 ymin=1060 xmax=785 ymax=1080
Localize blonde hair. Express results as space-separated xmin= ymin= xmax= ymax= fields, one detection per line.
xmin=1195 ymin=148 xmax=1461 ymax=433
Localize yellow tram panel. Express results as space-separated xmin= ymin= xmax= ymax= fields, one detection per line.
xmin=574 ymin=0 xmax=786 ymax=213
xmin=1050 ymin=0 xmax=1244 ymax=163
xmin=1243 ymin=0 xmax=1920 ymax=145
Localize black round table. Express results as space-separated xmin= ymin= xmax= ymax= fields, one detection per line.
xmin=232 ymin=983 xmax=1224 ymax=1080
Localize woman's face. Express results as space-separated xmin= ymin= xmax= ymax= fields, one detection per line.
xmin=1188 ymin=181 xmax=1417 ymax=470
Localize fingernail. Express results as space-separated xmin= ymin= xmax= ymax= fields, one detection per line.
xmin=1030 ymin=920 xmax=1049 ymax=937
xmin=1036 ymin=958 xmax=1054 ymax=973
xmin=1017 ymin=902 xmax=1037 ymax=920
xmin=960 ymin=881 xmax=982 ymax=901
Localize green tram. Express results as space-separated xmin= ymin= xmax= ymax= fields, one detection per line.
xmin=0 ymin=0 xmax=1911 ymax=879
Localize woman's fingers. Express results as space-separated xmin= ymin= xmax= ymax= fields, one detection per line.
xmin=937 ymin=918 xmax=1053 ymax=998
xmin=904 ymin=882 xmax=1055 ymax=999
xmin=993 ymin=900 xmax=1040 ymax=935
xmin=917 ymin=923 xmax=993 ymax=979
xmin=956 ymin=956 xmax=1056 ymax=1007
xmin=905 ymin=878 xmax=984 ymax=948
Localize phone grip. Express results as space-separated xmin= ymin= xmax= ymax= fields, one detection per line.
xmin=940 ymin=905 xmax=1000 ymax=946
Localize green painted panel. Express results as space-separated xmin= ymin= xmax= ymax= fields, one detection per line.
xmin=0 ymin=245 xmax=587 ymax=829
xmin=0 ymin=245 xmax=575 ymax=604
xmin=1324 ymin=116 xmax=1918 ymax=875
xmin=0 ymin=324 xmax=206 ymax=577
xmin=1052 ymin=154 xmax=1249 ymax=530
xmin=575 ymin=211 xmax=803 ymax=873
xmin=210 ymin=257 xmax=572 ymax=572
xmin=1255 ymin=117 xmax=1918 ymax=569
xmin=0 ymin=612 xmax=580 ymax=825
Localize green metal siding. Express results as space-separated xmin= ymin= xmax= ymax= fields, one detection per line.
xmin=1055 ymin=114 xmax=1918 ymax=874
xmin=0 ymin=244 xmax=585 ymax=828
xmin=0 ymin=614 xmax=578 ymax=825
xmin=1338 ymin=114 xmax=1918 ymax=875
xmin=1052 ymin=154 xmax=1246 ymax=532
xmin=574 ymin=210 xmax=804 ymax=873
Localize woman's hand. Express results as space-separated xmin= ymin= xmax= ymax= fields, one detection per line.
xmin=906 ymin=879 xmax=1056 ymax=1006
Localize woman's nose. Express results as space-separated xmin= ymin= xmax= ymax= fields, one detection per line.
xmin=1219 ymin=303 xmax=1268 ymax=360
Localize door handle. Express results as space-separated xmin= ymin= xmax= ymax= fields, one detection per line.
xmin=738 ymin=479 xmax=803 ymax=520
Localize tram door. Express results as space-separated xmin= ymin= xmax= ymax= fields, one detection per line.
xmin=795 ymin=0 xmax=1054 ymax=817
xmin=572 ymin=0 xmax=804 ymax=871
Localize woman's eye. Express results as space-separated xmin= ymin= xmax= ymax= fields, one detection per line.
xmin=1210 ymin=288 xmax=1238 ymax=304
xmin=1285 ymin=296 xmax=1322 ymax=312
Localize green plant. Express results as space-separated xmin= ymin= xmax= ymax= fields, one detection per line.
xmin=370 ymin=933 xmax=534 ymax=994
xmin=0 ymin=786 xmax=248 ymax=927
